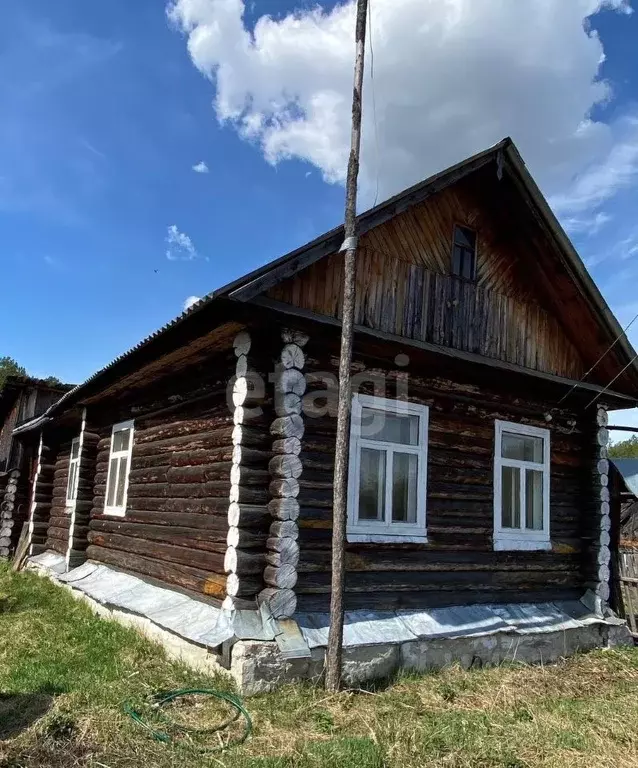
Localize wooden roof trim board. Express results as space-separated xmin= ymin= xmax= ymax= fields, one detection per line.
xmin=13 ymin=138 xmax=638 ymax=432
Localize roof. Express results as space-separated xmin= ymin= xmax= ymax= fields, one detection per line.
xmin=0 ymin=375 xmax=74 ymax=426
xmin=611 ymin=459 xmax=638 ymax=497
xmin=14 ymin=137 xmax=638 ymax=433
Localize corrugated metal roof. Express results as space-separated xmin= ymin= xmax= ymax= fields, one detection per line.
xmin=611 ymin=458 xmax=638 ymax=497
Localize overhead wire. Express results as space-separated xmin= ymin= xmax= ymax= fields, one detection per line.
xmin=556 ymin=307 xmax=638 ymax=406
xmin=584 ymin=348 xmax=638 ymax=410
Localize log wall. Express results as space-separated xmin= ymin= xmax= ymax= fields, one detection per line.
xmin=294 ymin=335 xmax=593 ymax=612
xmin=85 ymin=342 xmax=276 ymax=605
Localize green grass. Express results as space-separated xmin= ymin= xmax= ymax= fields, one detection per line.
xmin=2 ymin=563 xmax=638 ymax=767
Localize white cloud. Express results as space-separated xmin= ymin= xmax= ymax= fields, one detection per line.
xmin=166 ymin=224 xmax=197 ymax=260
xmin=549 ymin=117 xmax=638 ymax=216
xmin=183 ymin=294 xmax=202 ymax=311
xmin=562 ymin=211 xmax=613 ymax=236
xmin=167 ymin=0 xmax=634 ymax=214
xmin=192 ymin=160 xmax=209 ymax=173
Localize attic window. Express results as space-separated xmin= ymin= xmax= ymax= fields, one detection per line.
xmin=452 ymin=225 xmax=477 ymax=280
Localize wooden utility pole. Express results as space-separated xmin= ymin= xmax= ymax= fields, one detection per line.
xmin=325 ymin=0 xmax=369 ymax=692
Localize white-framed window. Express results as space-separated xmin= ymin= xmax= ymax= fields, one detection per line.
xmin=66 ymin=437 xmax=81 ymax=505
xmin=347 ymin=394 xmax=429 ymax=543
xmin=104 ymin=420 xmax=134 ymax=517
xmin=493 ymin=420 xmax=550 ymax=551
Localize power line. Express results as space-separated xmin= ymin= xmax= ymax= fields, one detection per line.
xmin=584 ymin=348 xmax=638 ymax=410
xmin=556 ymin=307 xmax=638 ymax=406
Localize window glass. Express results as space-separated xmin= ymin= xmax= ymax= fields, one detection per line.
xmin=501 ymin=465 xmax=520 ymax=529
xmin=501 ymin=432 xmax=543 ymax=463
xmin=392 ymin=452 xmax=418 ymax=523
xmin=71 ymin=440 xmax=80 ymax=460
xmin=358 ymin=448 xmax=386 ymax=521
xmin=525 ymin=469 xmax=544 ymax=530
xmin=106 ymin=457 xmax=119 ymax=507
xmin=360 ymin=408 xmax=419 ymax=445
xmin=455 ymin=225 xmax=476 ymax=250
xmin=115 ymin=455 xmax=128 ymax=508
xmin=113 ymin=428 xmax=131 ymax=453
xmin=452 ymin=225 xmax=477 ymax=280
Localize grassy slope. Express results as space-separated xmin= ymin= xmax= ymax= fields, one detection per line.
xmin=1 ymin=564 xmax=638 ymax=767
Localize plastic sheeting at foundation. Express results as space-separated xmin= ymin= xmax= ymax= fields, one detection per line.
xmin=295 ymin=601 xmax=626 ymax=649
xmin=58 ymin=562 xmax=235 ymax=648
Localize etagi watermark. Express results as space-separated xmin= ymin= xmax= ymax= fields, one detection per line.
xmin=226 ymin=353 xmax=413 ymax=433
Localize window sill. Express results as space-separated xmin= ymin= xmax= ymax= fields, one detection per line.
xmin=347 ymin=532 xmax=428 ymax=544
xmin=493 ymin=538 xmax=551 ymax=552
xmin=103 ymin=508 xmax=126 ymax=518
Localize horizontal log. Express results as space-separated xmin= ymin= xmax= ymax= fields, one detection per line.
xmin=270 ymin=520 xmax=299 ymax=540
xmin=134 ymin=436 xmax=235 ymax=460
xmin=270 ymin=479 xmax=300 ymax=499
xmin=229 ymin=465 xmax=270 ymax=487
xmin=268 ymin=455 xmax=303 ymax=480
xmin=223 ymin=545 xmax=266 ymax=575
xmin=272 ymin=437 xmax=301 ymax=456
xmin=274 ymin=393 xmax=302 ymax=417
xmin=274 ymin=368 xmax=306 ymax=397
xmin=233 ymin=330 xmax=251 ymax=357
xmin=227 ymin=503 xmax=270 ymax=528
xmin=135 ymin=419 xmax=233 ymax=446
xmin=296 ymin=549 xmax=581 ymax=573
xmin=226 ymin=525 xmax=268 ymax=549
xmin=295 ymin=569 xmax=579 ymax=594
xmin=233 ymin=407 xmax=268 ymax=427
xmin=296 ymin=588 xmax=582 ymax=613
xmin=264 ymin=563 xmax=297 ymax=589
xmin=270 ymin=415 xmax=304 ymax=439
xmin=92 ymin=510 xmax=229 ymax=531
xmin=86 ymin=545 xmax=228 ymax=599
xmin=280 ymin=343 xmax=305 ymax=370
xmin=265 ymin=538 xmax=299 ymax=568
xmin=90 ymin=519 xmax=231 ymax=554
xmin=257 ymin=587 xmax=297 ymax=619
xmin=233 ymin=376 xmax=265 ymax=408
xmin=235 ymin=353 xmax=248 ymax=378
xmin=225 ymin=572 xmax=262 ymax=598
xmin=87 ymin=530 xmax=226 ymax=573
xmin=232 ymin=425 xmax=272 ymax=448
xmin=229 ymin=485 xmax=269 ymax=505
xmin=281 ymin=329 xmax=309 ymax=348
xmin=232 ymin=446 xmax=271 ymax=466
xmin=126 ymin=497 xmax=230 ymax=515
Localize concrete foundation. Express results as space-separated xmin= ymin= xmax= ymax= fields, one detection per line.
xmin=231 ymin=621 xmax=632 ymax=696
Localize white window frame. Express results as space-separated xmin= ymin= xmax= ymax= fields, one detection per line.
xmin=65 ymin=437 xmax=81 ymax=506
xmin=347 ymin=394 xmax=429 ymax=543
xmin=493 ymin=420 xmax=551 ymax=551
xmin=103 ymin=419 xmax=135 ymax=517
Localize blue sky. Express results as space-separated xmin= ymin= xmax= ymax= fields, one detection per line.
xmin=2 ymin=0 xmax=638 ymax=419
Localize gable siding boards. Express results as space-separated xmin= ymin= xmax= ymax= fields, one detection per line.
xmin=295 ymin=336 xmax=588 ymax=612
xmin=267 ymin=179 xmax=585 ymax=381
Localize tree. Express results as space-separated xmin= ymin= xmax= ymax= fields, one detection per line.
xmin=42 ymin=376 xmax=64 ymax=388
xmin=609 ymin=435 xmax=638 ymax=459
xmin=0 ymin=357 xmax=26 ymax=392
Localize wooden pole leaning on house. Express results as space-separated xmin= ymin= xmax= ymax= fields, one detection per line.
xmin=325 ymin=0 xmax=369 ymax=693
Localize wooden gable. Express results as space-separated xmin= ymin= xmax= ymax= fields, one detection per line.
xmin=267 ymin=164 xmax=588 ymax=380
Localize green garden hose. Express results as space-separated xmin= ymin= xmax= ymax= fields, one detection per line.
xmin=123 ymin=688 xmax=252 ymax=754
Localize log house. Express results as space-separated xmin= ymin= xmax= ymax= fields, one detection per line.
xmin=15 ymin=139 xmax=638 ymax=632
